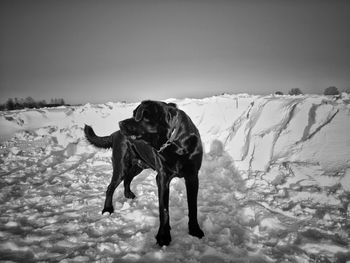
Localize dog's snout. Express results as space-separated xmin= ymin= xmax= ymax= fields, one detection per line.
xmin=119 ymin=119 xmax=136 ymax=135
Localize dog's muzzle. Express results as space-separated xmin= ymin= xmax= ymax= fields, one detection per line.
xmin=119 ymin=121 xmax=141 ymax=140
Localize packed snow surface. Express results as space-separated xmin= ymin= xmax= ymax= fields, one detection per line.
xmin=0 ymin=94 xmax=349 ymax=262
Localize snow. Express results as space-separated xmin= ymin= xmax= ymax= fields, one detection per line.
xmin=0 ymin=94 xmax=350 ymax=262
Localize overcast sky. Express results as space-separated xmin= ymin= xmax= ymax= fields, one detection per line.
xmin=1 ymin=0 xmax=350 ymax=104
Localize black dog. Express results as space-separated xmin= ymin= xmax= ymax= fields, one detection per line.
xmin=84 ymin=100 xmax=204 ymax=246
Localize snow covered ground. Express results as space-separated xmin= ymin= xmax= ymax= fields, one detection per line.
xmin=0 ymin=94 xmax=349 ymax=262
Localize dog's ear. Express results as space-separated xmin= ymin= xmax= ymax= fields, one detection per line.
xmin=134 ymin=105 xmax=145 ymax=122
xmin=167 ymin=102 xmax=177 ymax=108
xmin=166 ymin=106 xmax=177 ymax=124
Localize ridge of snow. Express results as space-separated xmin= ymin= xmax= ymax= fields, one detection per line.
xmin=1 ymin=94 xmax=349 ymax=173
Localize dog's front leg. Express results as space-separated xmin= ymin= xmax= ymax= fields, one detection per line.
xmin=185 ymin=174 xmax=204 ymax=239
xmin=155 ymin=172 xmax=172 ymax=246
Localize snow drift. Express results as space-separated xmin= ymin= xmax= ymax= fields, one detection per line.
xmin=2 ymin=94 xmax=350 ymax=174
xmin=0 ymin=94 xmax=349 ymax=262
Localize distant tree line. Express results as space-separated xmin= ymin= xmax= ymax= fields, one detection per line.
xmin=274 ymin=88 xmax=304 ymax=96
xmin=0 ymin=97 xmax=67 ymax=111
xmin=275 ymin=86 xmax=348 ymax=96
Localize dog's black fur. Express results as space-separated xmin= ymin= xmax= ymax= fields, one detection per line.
xmin=84 ymin=100 xmax=204 ymax=246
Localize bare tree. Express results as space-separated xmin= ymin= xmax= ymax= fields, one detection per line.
xmin=6 ymin=98 xmax=15 ymax=110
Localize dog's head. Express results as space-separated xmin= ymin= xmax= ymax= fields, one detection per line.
xmin=119 ymin=100 xmax=177 ymax=147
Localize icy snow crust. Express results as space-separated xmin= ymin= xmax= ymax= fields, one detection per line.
xmin=0 ymin=94 xmax=349 ymax=262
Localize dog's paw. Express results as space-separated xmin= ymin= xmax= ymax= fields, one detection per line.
xmin=102 ymin=206 xmax=114 ymax=215
xmin=124 ymin=190 xmax=136 ymax=199
xmin=189 ymin=223 xmax=204 ymax=239
xmin=156 ymin=231 xmax=172 ymax=247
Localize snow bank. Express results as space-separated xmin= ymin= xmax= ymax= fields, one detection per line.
xmin=1 ymin=94 xmax=349 ymax=173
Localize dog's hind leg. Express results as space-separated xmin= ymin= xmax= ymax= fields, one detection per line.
xmin=123 ymin=165 xmax=142 ymax=199
xmin=102 ymin=174 xmax=122 ymax=215
xmin=102 ymin=144 xmax=126 ymax=215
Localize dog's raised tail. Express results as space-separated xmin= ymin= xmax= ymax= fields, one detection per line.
xmin=84 ymin=125 xmax=112 ymax=149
